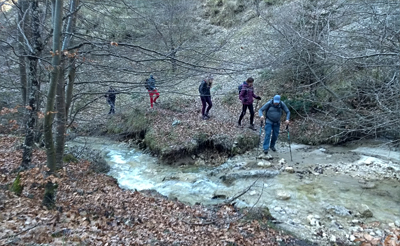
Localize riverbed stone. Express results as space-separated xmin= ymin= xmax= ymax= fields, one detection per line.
xmin=360 ymin=182 xmax=376 ymax=189
xmin=257 ymin=161 xmax=272 ymax=167
xmin=258 ymin=153 xmax=273 ymax=160
xmin=285 ymin=167 xmax=294 ymax=173
xmin=357 ymin=204 xmax=373 ymax=218
xmin=279 ymin=158 xmax=286 ymax=165
xmin=276 ymin=190 xmax=291 ymax=200
xmin=307 ymin=214 xmax=321 ymax=227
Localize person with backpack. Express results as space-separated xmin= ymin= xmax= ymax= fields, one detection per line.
xmin=258 ymin=95 xmax=290 ymax=154
xmin=146 ymin=75 xmax=160 ymax=109
xmin=238 ymin=77 xmax=261 ymax=129
xmin=198 ymin=76 xmax=213 ymax=120
xmin=105 ymin=86 xmax=117 ymax=114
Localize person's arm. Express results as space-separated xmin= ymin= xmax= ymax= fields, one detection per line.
xmin=281 ymin=102 xmax=291 ymax=123
xmin=199 ymin=81 xmax=205 ymax=95
xmin=252 ymin=91 xmax=261 ymax=100
xmin=258 ymin=102 xmax=268 ymax=118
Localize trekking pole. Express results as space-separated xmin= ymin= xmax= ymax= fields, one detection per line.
xmin=286 ymin=124 xmax=293 ymax=161
xmin=256 ymin=120 xmax=264 ymax=159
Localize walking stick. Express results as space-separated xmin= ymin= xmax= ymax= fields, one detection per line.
xmin=256 ymin=120 xmax=264 ymax=159
xmin=286 ymin=124 xmax=293 ymax=161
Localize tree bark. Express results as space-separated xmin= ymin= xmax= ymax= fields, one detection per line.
xmin=21 ymin=0 xmax=42 ymax=169
xmin=44 ymin=0 xmax=63 ymax=173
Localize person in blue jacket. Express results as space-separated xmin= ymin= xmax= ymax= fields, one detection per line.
xmin=258 ymin=95 xmax=290 ymax=154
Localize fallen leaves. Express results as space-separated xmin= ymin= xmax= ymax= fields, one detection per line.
xmin=1 ymin=135 xmax=300 ymax=245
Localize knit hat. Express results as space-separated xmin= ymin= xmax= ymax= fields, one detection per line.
xmin=273 ymin=95 xmax=281 ymax=103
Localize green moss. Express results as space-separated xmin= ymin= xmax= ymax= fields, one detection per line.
xmin=63 ymin=153 xmax=78 ymax=163
xmin=10 ymin=173 xmax=23 ymax=196
xmin=42 ymin=181 xmax=58 ymax=210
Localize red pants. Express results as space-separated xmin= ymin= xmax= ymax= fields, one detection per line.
xmin=148 ymin=89 xmax=160 ymax=108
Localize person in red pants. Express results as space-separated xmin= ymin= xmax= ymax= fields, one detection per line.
xmin=146 ymin=75 xmax=160 ymax=108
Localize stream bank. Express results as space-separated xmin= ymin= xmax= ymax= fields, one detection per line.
xmin=67 ymin=136 xmax=400 ymax=246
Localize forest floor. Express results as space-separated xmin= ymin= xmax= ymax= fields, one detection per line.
xmin=0 ymin=135 xmax=318 ymax=246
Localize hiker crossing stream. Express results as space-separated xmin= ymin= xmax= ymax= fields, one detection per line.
xmin=67 ymin=137 xmax=400 ymax=245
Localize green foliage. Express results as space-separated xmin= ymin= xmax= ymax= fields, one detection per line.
xmin=258 ymin=69 xmax=274 ymax=81
xmin=221 ymin=92 xmax=237 ymax=105
xmin=10 ymin=173 xmax=23 ymax=196
xmin=281 ymin=95 xmax=318 ymax=118
xmin=63 ymin=153 xmax=78 ymax=163
xmin=144 ymin=129 xmax=161 ymax=153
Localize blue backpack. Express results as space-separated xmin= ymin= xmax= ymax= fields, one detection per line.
xmin=238 ymin=81 xmax=246 ymax=94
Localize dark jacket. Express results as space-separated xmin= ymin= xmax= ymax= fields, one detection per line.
xmin=199 ymin=80 xmax=211 ymax=96
xmin=239 ymin=82 xmax=259 ymax=105
xmin=105 ymin=88 xmax=117 ymax=101
xmin=258 ymin=99 xmax=290 ymax=123
xmin=146 ymin=76 xmax=156 ymax=91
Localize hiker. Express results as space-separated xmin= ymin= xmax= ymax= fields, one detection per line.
xmin=198 ymin=76 xmax=213 ymax=120
xmin=146 ymin=75 xmax=160 ymax=108
xmin=105 ymin=86 xmax=117 ymax=114
xmin=258 ymin=95 xmax=290 ymax=154
xmin=238 ymin=77 xmax=261 ymax=130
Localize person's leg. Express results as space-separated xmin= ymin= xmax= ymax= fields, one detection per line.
xmin=148 ymin=90 xmax=154 ymax=108
xmin=111 ymin=99 xmax=115 ymax=113
xmin=200 ymin=96 xmax=207 ymax=116
xmin=270 ymin=123 xmax=280 ymax=149
xmin=249 ymin=104 xmax=254 ymax=125
xmin=238 ymin=104 xmax=247 ymax=125
xmin=107 ymin=99 xmax=113 ymax=114
xmin=263 ymin=122 xmax=272 ymax=152
xmin=205 ymin=96 xmax=212 ymax=115
xmin=153 ymin=90 xmax=160 ymax=103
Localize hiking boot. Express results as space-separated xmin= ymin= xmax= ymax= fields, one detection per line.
xmin=202 ymin=115 xmax=209 ymax=120
xmin=249 ymin=124 xmax=256 ymax=131
xmin=237 ymin=122 xmax=243 ymax=128
xmin=263 ymin=150 xmax=268 ymax=155
xmin=270 ymin=146 xmax=276 ymax=152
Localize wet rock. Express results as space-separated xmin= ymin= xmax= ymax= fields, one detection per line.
xmin=357 ymin=204 xmax=373 ymax=218
xmin=220 ymin=170 xmax=280 ymax=184
xmin=257 ymin=161 xmax=272 ymax=167
xmin=258 ymin=153 xmax=273 ymax=160
xmin=329 ymin=235 xmax=336 ymax=242
xmin=325 ymin=204 xmax=352 ymax=217
xmin=307 ymin=214 xmax=321 ymax=227
xmin=285 ymin=167 xmax=294 ymax=173
xmin=360 ymin=182 xmax=376 ymax=189
xmin=395 ymin=220 xmax=400 ymax=228
xmin=249 ymin=190 xmax=258 ymax=196
xmin=276 ymin=190 xmax=291 ymax=200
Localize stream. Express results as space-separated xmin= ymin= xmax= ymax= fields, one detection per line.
xmin=66 ymin=137 xmax=400 ymax=245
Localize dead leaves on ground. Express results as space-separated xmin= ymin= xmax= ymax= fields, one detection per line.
xmin=0 ymin=135 xmax=295 ymax=245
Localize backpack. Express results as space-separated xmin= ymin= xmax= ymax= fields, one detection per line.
xmin=238 ymin=81 xmax=246 ymax=94
xmin=145 ymin=79 xmax=150 ymax=90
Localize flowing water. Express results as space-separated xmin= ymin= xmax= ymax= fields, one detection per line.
xmin=67 ymin=137 xmax=400 ymax=244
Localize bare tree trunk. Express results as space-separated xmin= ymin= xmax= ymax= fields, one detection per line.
xmin=17 ymin=0 xmax=29 ymax=106
xmin=64 ymin=0 xmax=79 ymax=122
xmin=55 ymin=0 xmax=80 ymax=166
xmin=44 ymin=0 xmax=63 ymax=173
xmin=21 ymin=0 xmax=43 ymax=169
xmin=43 ymin=0 xmax=63 ymax=210
xmin=55 ymin=69 xmax=65 ymax=168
